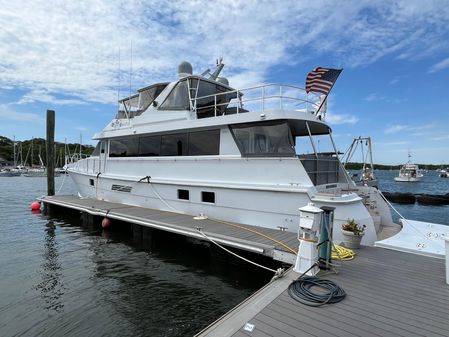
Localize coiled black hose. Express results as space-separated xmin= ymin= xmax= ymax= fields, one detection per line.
xmin=288 ymin=276 xmax=346 ymax=307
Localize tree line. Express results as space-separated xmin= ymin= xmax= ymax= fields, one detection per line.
xmin=345 ymin=162 xmax=448 ymax=171
xmin=0 ymin=136 xmax=94 ymax=166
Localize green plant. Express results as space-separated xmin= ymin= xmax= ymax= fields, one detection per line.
xmin=341 ymin=219 xmax=366 ymax=236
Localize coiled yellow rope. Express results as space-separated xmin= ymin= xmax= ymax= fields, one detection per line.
xmin=332 ymin=245 xmax=355 ymax=261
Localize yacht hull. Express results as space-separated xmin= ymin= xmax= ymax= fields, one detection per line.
xmin=68 ymin=169 xmax=378 ymax=246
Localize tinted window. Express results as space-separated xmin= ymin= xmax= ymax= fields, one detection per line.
xmin=202 ymin=191 xmax=215 ymax=203
xmin=188 ymin=130 xmax=220 ymax=155
xmin=109 ymin=138 xmax=139 ymax=157
xmin=161 ymin=133 xmax=188 ymax=156
xmin=230 ymin=121 xmax=295 ymax=157
xmin=160 ymin=80 xmax=190 ymax=110
xmin=178 ymin=189 xmax=189 ymax=200
xmin=139 ymin=135 xmax=161 ymax=156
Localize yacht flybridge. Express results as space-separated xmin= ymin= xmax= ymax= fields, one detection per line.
xmin=67 ymin=61 xmax=399 ymax=247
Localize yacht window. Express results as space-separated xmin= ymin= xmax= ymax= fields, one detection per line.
xmin=160 ymin=80 xmax=190 ymax=110
xmin=230 ymin=121 xmax=295 ymax=157
xmin=137 ymin=83 xmax=168 ymax=115
xmin=109 ymin=138 xmax=139 ymax=157
xmin=91 ymin=142 xmax=101 ymax=156
xmin=178 ymin=189 xmax=189 ymax=200
xmin=188 ymin=130 xmax=220 ymax=155
xmin=202 ymin=191 xmax=215 ymax=203
xmin=161 ymin=133 xmax=188 ymax=156
xmin=139 ymin=135 xmax=161 ymax=156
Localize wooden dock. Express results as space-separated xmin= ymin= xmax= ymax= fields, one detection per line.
xmin=38 ymin=195 xmax=298 ymax=264
xmin=39 ymin=195 xmax=449 ymax=337
xmin=197 ymin=246 xmax=449 ymax=337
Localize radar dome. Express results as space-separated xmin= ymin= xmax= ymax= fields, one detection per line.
xmin=178 ymin=61 xmax=193 ymax=78
xmin=217 ymin=77 xmax=229 ymax=86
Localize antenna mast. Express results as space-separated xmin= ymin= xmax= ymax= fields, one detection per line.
xmin=117 ymin=47 xmax=121 ymax=111
xmin=129 ymin=40 xmax=133 ymax=98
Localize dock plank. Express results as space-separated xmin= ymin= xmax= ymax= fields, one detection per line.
xmin=197 ymin=247 xmax=449 ymax=337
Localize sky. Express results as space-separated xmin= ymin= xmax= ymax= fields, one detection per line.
xmin=0 ymin=0 xmax=449 ymax=164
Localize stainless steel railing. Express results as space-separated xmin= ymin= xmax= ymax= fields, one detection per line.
xmin=193 ymin=83 xmax=322 ymax=118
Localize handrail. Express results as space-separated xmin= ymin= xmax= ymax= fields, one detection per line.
xmin=192 ymin=83 xmax=322 ymax=117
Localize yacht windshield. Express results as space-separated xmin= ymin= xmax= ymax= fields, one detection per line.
xmin=230 ymin=121 xmax=295 ymax=157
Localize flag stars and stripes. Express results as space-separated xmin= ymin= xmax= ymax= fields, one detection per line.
xmin=306 ymin=67 xmax=342 ymax=95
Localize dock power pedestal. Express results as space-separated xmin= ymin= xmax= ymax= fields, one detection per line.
xmin=293 ymin=203 xmax=323 ymax=276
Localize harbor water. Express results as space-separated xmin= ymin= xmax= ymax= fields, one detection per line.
xmin=1 ymin=171 xmax=448 ymax=336
xmin=0 ymin=176 xmax=271 ymax=337
xmin=375 ymin=170 xmax=449 ymax=225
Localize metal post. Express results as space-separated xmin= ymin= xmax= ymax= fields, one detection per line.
xmin=262 ymin=86 xmax=265 ymax=111
xmin=279 ymin=85 xmax=283 ymax=109
xmin=319 ymin=206 xmax=335 ymax=270
xmin=46 ymin=110 xmax=55 ymax=196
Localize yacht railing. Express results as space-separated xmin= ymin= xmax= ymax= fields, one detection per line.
xmin=192 ymin=84 xmax=322 ymax=118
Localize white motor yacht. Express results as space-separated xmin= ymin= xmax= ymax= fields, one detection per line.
xmin=67 ymin=61 xmax=400 ymax=247
xmin=394 ymin=153 xmax=422 ymax=182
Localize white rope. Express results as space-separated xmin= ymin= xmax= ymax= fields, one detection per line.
xmin=138 ymin=177 xmax=184 ymax=214
xmin=196 ymin=228 xmax=278 ymax=273
xmin=378 ymin=190 xmax=439 ymax=247
xmin=56 ymin=172 xmax=68 ymax=194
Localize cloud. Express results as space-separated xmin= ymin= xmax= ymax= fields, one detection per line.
xmin=0 ymin=104 xmax=43 ymax=123
xmin=326 ymin=113 xmax=359 ymax=125
xmin=364 ymin=93 xmax=384 ymax=102
xmin=363 ymin=93 xmax=407 ymax=103
xmin=0 ymin=1 xmax=448 ymax=107
xmin=384 ymin=125 xmax=407 ymax=134
xmin=376 ymin=141 xmax=409 ymax=146
xmin=385 ymin=123 xmax=435 ymax=134
xmin=389 ymin=78 xmax=399 ymax=85
xmin=431 ymin=135 xmax=449 ymax=141
xmin=17 ymin=89 xmax=87 ymax=105
xmin=428 ymin=57 xmax=449 ymax=73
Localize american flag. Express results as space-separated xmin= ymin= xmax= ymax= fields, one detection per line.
xmin=305 ymin=67 xmax=342 ymax=95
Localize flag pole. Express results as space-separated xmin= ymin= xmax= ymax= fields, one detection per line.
xmin=315 ymin=68 xmax=343 ymax=115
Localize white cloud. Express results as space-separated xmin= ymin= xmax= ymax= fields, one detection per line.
xmin=384 ymin=125 xmax=407 ymax=134
xmin=0 ymin=104 xmax=43 ymax=123
xmin=428 ymin=57 xmax=449 ymax=73
xmin=385 ymin=123 xmax=435 ymax=134
xmin=431 ymin=135 xmax=449 ymax=141
xmin=0 ymin=0 xmax=448 ymax=106
xmin=364 ymin=93 xmax=384 ymax=102
xmin=389 ymin=78 xmax=399 ymax=85
xmin=326 ymin=113 xmax=359 ymax=125
xmin=17 ymin=89 xmax=87 ymax=105
xmin=377 ymin=141 xmax=409 ymax=146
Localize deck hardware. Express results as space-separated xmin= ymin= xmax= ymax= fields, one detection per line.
xmin=243 ymin=323 xmax=255 ymax=332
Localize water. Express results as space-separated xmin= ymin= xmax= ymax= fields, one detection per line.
xmin=375 ymin=169 xmax=449 ymax=225
xmin=0 ymin=176 xmax=272 ymax=337
xmin=1 ymin=172 xmax=448 ymax=337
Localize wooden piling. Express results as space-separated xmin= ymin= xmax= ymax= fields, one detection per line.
xmin=46 ymin=110 xmax=55 ymax=196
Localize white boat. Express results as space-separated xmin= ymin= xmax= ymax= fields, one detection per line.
xmin=0 ymin=169 xmax=21 ymax=177
xmin=394 ymin=153 xmax=422 ymax=182
xmin=67 ymin=61 xmax=403 ymax=247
